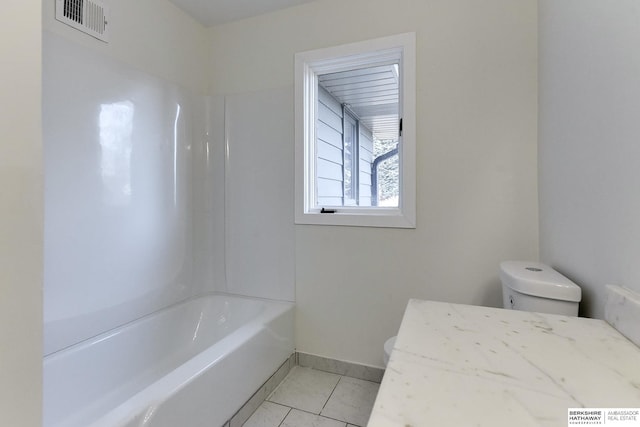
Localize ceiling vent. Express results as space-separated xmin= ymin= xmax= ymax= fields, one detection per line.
xmin=55 ymin=0 xmax=109 ymax=43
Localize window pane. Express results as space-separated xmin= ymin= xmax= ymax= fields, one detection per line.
xmin=374 ymin=145 xmax=399 ymax=207
xmin=316 ymin=62 xmax=399 ymax=208
xmin=343 ymin=113 xmax=357 ymax=204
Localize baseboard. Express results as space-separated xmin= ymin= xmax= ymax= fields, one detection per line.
xmin=296 ymin=352 xmax=384 ymax=383
xmin=224 ymin=353 xmax=296 ymax=427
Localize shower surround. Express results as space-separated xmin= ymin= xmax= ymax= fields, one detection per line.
xmin=43 ymin=29 xmax=295 ymax=426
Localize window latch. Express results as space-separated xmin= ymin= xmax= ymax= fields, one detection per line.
xmin=321 ymin=208 xmax=336 ymax=214
xmin=399 ymin=118 xmax=403 ymax=137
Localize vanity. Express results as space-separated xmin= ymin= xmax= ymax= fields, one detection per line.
xmin=368 ymin=298 xmax=640 ymax=426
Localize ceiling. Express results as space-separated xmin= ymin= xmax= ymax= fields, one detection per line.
xmin=168 ymin=0 xmax=319 ymax=27
xmin=166 ymin=0 xmax=399 ymax=140
xmin=319 ymin=64 xmax=399 ymax=141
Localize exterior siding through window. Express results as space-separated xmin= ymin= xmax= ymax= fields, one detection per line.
xmin=316 ymin=86 xmax=344 ymax=206
xmin=317 ymin=86 xmax=374 ymax=207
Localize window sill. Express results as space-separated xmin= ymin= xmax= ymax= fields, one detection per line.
xmin=295 ymin=209 xmax=416 ymax=229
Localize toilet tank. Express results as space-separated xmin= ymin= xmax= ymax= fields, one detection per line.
xmin=499 ymin=261 xmax=581 ymax=316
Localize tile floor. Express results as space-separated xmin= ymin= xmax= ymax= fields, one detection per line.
xmin=243 ymin=366 xmax=380 ymax=427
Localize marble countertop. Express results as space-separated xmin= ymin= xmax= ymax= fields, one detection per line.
xmin=369 ymin=299 xmax=640 ymax=427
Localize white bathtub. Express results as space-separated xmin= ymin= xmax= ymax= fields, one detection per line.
xmin=43 ymin=294 xmax=294 ymax=427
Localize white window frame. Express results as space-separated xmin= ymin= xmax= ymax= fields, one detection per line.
xmin=294 ymin=32 xmax=416 ymax=228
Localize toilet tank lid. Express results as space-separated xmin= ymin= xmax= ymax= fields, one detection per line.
xmin=499 ymin=261 xmax=582 ymax=302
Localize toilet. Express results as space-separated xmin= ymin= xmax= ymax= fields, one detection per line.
xmin=500 ymin=261 xmax=582 ymax=316
xmin=383 ymin=335 xmax=396 ymax=367
xmin=384 ymin=261 xmax=581 ymax=366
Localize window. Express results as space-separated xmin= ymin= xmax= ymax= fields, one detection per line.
xmin=295 ymin=33 xmax=416 ymax=228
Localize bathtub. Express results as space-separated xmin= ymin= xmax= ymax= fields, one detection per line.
xmin=43 ymin=294 xmax=294 ymax=427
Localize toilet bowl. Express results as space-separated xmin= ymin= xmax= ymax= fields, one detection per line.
xmin=500 ymin=261 xmax=582 ymax=316
xmin=383 ymin=335 xmax=396 ymax=367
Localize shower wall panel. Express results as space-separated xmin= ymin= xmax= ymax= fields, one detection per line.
xmin=224 ymin=88 xmax=295 ymax=302
xmin=193 ymin=95 xmax=226 ymax=294
xmin=43 ymin=33 xmax=199 ymax=355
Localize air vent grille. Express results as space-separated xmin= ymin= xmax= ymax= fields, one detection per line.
xmin=63 ymin=0 xmax=83 ymax=24
xmin=56 ymin=0 xmax=109 ymax=43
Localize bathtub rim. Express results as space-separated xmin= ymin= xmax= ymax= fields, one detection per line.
xmin=43 ymin=291 xmax=294 ymax=359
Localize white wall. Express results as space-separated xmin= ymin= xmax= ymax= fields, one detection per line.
xmin=43 ymin=0 xmax=209 ymax=94
xmin=209 ymin=0 xmax=539 ymax=367
xmin=539 ymin=0 xmax=640 ymax=319
xmin=0 ymin=2 xmax=43 ymax=426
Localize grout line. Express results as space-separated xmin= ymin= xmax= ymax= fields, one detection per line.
xmin=287 ymin=407 xmax=350 ymax=426
xmin=235 ymin=356 xmax=294 ymax=427
xmin=266 ymin=367 xmax=372 ymax=426
xmin=264 ymin=401 xmax=294 ymax=412
xmin=275 ymin=406 xmax=292 ymax=427
xmin=266 ymin=365 xmax=296 ymax=404
xmin=242 ymin=402 xmax=291 ymax=427
xmin=319 ymin=374 xmax=343 ymax=414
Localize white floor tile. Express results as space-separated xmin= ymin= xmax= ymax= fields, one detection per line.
xmin=267 ymin=366 xmax=341 ymax=414
xmin=281 ymin=409 xmax=347 ymax=427
xmin=243 ymin=401 xmax=290 ymax=427
xmin=320 ymin=376 xmax=380 ymax=426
